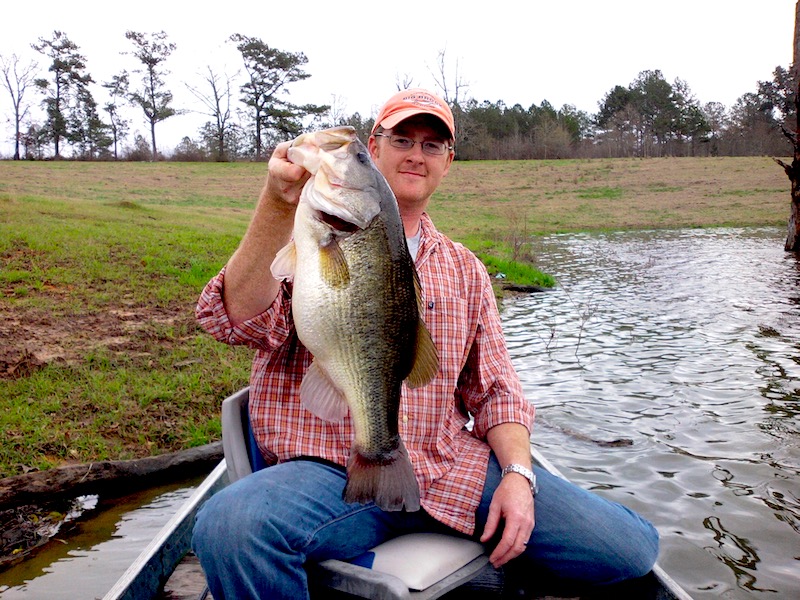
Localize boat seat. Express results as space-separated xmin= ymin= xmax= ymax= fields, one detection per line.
xmin=220 ymin=387 xmax=492 ymax=600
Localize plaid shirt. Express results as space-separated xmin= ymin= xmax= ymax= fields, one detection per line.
xmin=196 ymin=213 xmax=534 ymax=535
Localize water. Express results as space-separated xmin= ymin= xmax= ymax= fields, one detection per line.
xmin=0 ymin=477 xmax=203 ymax=600
xmin=503 ymin=227 xmax=800 ymax=599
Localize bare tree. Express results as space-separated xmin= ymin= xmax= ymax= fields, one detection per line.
xmin=429 ymin=46 xmax=468 ymax=107
xmin=0 ymin=54 xmax=38 ymax=160
xmin=774 ymin=0 xmax=800 ymax=251
xmin=187 ymin=66 xmax=235 ymax=161
xmin=428 ymin=47 xmax=469 ymax=149
xmin=394 ymin=73 xmax=415 ymax=91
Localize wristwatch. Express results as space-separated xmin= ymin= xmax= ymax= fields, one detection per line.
xmin=501 ymin=463 xmax=538 ymax=496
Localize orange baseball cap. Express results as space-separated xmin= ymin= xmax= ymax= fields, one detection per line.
xmin=372 ymin=88 xmax=455 ymax=139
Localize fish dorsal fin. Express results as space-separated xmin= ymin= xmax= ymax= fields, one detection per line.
xmin=406 ymin=320 xmax=439 ymax=388
xmin=319 ymin=238 xmax=350 ymax=287
xmin=406 ymin=271 xmax=439 ymax=388
xmin=300 ymin=360 xmax=349 ymax=421
xmin=270 ymin=240 xmax=297 ymax=281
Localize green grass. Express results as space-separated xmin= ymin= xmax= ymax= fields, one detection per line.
xmin=575 ymin=186 xmax=623 ymax=200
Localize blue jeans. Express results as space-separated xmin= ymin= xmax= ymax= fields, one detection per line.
xmin=192 ymin=455 xmax=659 ymax=599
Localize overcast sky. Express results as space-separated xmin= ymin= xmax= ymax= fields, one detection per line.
xmin=0 ymin=0 xmax=796 ymax=154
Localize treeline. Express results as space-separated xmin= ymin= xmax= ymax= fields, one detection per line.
xmin=0 ymin=30 xmax=794 ymax=162
xmin=453 ymin=67 xmax=795 ymax=160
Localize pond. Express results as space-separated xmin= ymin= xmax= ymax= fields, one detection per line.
xmin=505 ymin=227 xmax=799 ymax=599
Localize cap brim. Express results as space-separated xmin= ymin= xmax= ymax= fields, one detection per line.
xmin=378 ymin=109 xmax=455 ymax=139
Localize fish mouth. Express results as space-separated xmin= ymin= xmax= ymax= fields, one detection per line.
xmin=316 ymin=209 xmax=361 ymax=233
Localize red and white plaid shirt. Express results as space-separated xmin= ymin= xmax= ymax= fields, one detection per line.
xmin=196 ymin=213 xmax=534 ymax=535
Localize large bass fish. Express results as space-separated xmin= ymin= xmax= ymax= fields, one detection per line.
xmin=271 ymin=126 xmax=438 ymax=512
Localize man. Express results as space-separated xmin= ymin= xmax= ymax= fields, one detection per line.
xmin=192 ymin=88 xmax=659 ymax=599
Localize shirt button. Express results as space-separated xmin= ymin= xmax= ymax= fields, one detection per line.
xmin=402 ymin=414 xmax=409 ymax=424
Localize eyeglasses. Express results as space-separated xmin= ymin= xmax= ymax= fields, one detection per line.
xmin=374 ymin=133 xmax=452 ymax=156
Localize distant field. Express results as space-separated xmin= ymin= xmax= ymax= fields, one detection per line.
xmin=430 ymin=155 xmax=788 ymax=241
xmin=0 ymin=157 xmax=791 ymax=478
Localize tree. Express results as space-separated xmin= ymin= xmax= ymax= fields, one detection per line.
xmin=0 ymin=54 xmax=38 ymax=160
xmin=628 ymin=70 xmax=677 ymax=156
xmin=102 ymin=72 xmax=130 ymax=160
xmin=758 ymin=65 xmax=796 ymax=127
xmin=21 ymin=123 xmax=47 ymax=159
xmin=124 ymin=30 xmax=179 ymax=161
xmin=558 ymin=104 xmax=594 ymax=145
xmin=70 ymin=84 xmax=111 ymax=159
xmin=172 ymin=135 xmax=207 ymax=161
xmin=596 ymin=71 xmax=708 ymax=157
xmin=125 ymin=132 xmax=154 ymax=161
xmin=728 ymin=92 xmax=778 ymax=155
xmin=596 ymin=85 xmax=640 ymax=156
xmin=774 ymin=0 xmax=800 ymax=251
xmin=32 ymin=31 xmax=93 ymax=158
xmin=230 ymin=34 xmax=327 ymax=159
xmin=596 ymin=85 xmax=632 ymax=129
xmin=187 ymin=66 xmax=235 ymax=161
xmin=702 ymin=101 xmax=728 ymax=156
xmin=430 ymin=47 xmax=469 ymax=149
xmin=670 ymin=78 xmax=710 ymax=156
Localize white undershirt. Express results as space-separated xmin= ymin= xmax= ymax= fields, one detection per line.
xmin=406 ymin=228 xmax=422 ymax=263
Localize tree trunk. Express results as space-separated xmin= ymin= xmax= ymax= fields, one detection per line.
xmin=151 ymin=119 xmax=158 ymax=161
xmin=788 ymin=173 xmax=800 ymax=251
xmin=777 ymin=1 xmax=800 ymax=251
xmin=0 ymin=442 xmax=223 ymax=509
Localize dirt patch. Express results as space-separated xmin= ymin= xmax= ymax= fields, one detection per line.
xmin=0 ymin=301 xmax=193 ymax=380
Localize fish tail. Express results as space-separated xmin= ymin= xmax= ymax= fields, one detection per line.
xmin=344 ymin=442 xmax=420 ymax=512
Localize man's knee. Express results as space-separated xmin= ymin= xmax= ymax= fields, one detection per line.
xmin=192 ymin=482 xmax=266 ymax=557
xmin=600 ymin=517 xmax=660 ymax=584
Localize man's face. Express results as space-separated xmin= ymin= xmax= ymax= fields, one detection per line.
xmin=368 ymin=115 xmax=454 ymax=211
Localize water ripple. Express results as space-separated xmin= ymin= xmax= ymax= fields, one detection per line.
xmin=504 ymin=227 xmax=800 ymax=599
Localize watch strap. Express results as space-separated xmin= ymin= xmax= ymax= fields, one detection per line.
xmin=501 ymin=463 xmax=538 ymax=496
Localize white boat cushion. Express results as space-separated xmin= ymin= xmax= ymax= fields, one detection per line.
xmin=349 ymin=533 xmax=486 ymax=591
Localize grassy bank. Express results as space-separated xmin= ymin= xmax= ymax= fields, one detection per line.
xmin=0 ymin=157 xmax=789 ymax=478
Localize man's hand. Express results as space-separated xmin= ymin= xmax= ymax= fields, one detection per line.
xmin=264 ymin=140 xmax=311 ymax=209
xmin=480 ymin=470 xmax=535 ymax=568
xmin=482 ymin=422 xmax=535 ymax=568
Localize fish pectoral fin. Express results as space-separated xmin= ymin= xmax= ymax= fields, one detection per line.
xmin=270 ymin=240 xmax=297 ymax=281
xmin=406 ymin=320 xmax=439 ymax=388
xmin=300 ymin=361 xmax=349 ymax=421
xmin=413 ymin=268 xmax=425 ymax=315
xmin=319 ymin=238 xmax=350 ymax=287
xmin=406 ymin=269 xmax=439 ymax=388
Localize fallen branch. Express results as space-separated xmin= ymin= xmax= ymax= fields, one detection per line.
xmin=0 ymin=442 xmax=223 ymax=509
